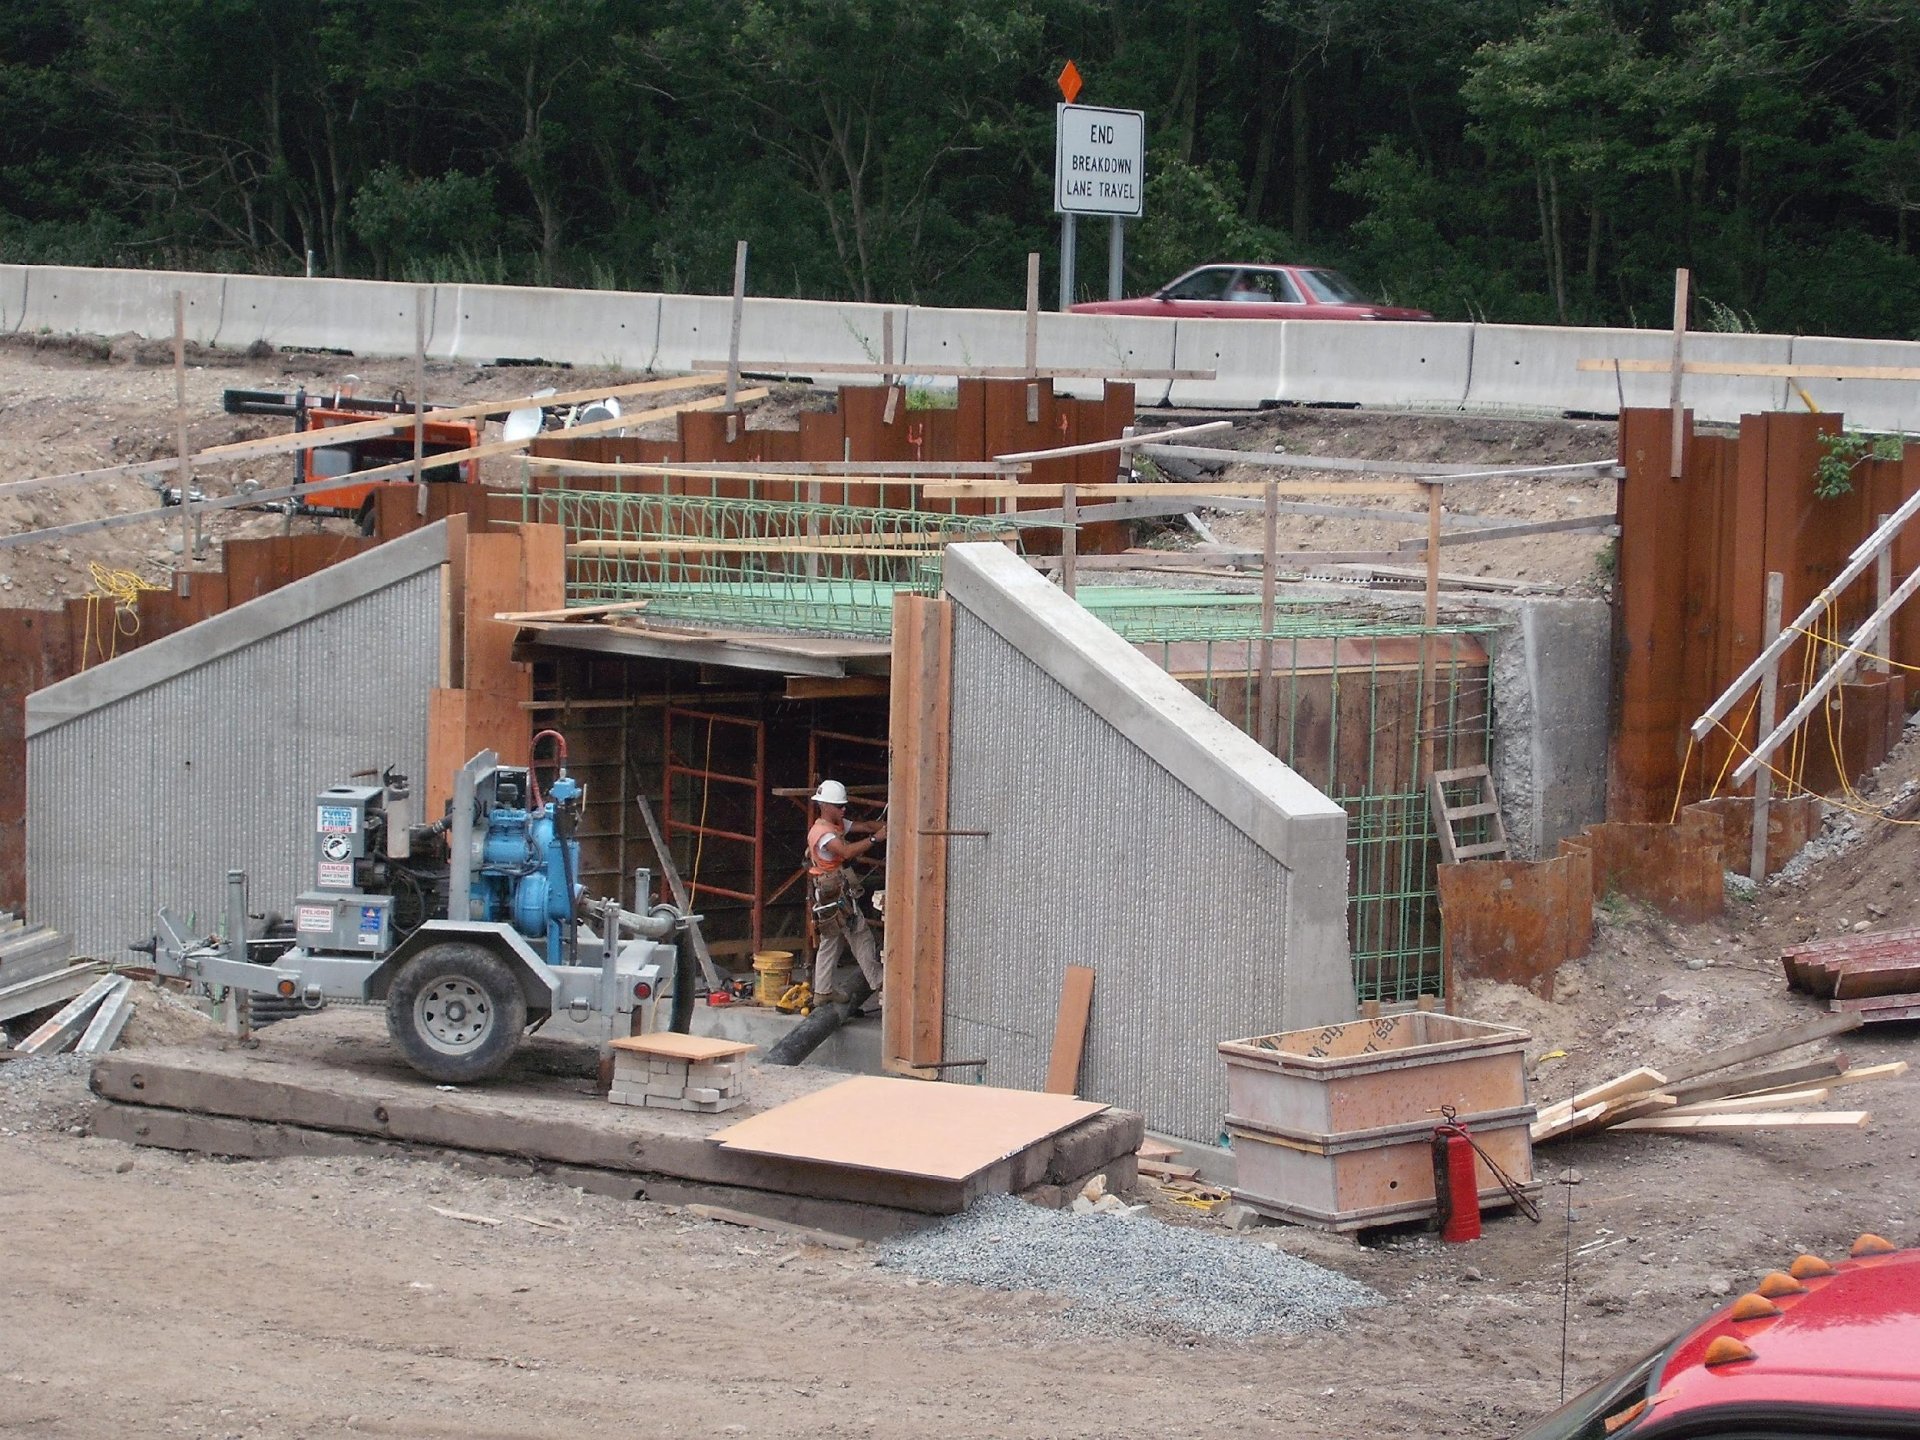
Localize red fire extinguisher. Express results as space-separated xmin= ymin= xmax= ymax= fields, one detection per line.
xmin=1432 ymin=1105 xmax=1483 ymax=1243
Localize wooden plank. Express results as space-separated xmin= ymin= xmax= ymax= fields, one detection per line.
xmin=1664 ymin=1055 xmax=1850 ymax=1107
xmin=518 ymin=522 xmax=566 ymax=613
xmin=690 ymin=360 xmax=1215 ymax=381
xmin=609 ymin=1032 xmax=754 ymax=1061
xmin=1733 ymin=1059 xmax=1906 ymax=1098
xmin=493 ymin=600 xmax=651 ymax=625
xmin=1394 ymin=514 xmax=1619 ymax=549
xmin=0 ymin=962 xmax=109 ymax=1024
xmin=1044 ymin=965 xmax=1097 ymax=1096
xmin=1136 ymin=1159 xmax=1200 ymax=1181
xmin=1663 ymin=1014 xmax=1864 ymax=1085
xmin=1663 ymin=1088 xmax=1832 ymax=1116
xmin=685 ymin=1201 xmax=864 ymax=1250
xmin=463 ymin=530 xmax=529 ymax=702
xmin=74 ymin=977 xmax=135 ymax=1054
xmin=1531 ymin=1101 xmax=1609 ymax=1144
xmin=709 ymin=1075 xmax=1106 ymax=1183
xmin=915 ymin=480 xmax=1425 ymax=500
xmin=911 ymin=600 xmax=952 ymax=1070
xmin=1571 ymin=1067 xmax=1668 ymax=1110
xmin=17 ymin=975 xmax=120 ymax=1055
xmin=1612 ymin=1111 xmax=1870 ymax=1132
xmin=784 ymin=676 xmax=889 ymax=701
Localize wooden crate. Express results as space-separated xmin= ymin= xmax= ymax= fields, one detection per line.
xmin=1218 ymin=1013 xmax=1538 ymax=1231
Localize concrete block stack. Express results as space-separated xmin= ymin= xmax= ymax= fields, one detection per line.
xmin=607 ymin=1032 xmax=756 ymax=1112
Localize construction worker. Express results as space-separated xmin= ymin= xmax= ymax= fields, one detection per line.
xmin=807 ymin=779 xmax=886 ymax=1005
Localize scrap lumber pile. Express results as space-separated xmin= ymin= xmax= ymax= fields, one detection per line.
xmin=1782 ymin=929 xmax=1920 ymax=1023
xmin=0 ymin=915 xmax=137 ymax=1057
xmin=1532 ymin=1014 xmax=1902 ymax=1144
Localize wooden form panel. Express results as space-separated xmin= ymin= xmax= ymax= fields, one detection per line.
xmin=710 ymin=1075 xmax=1106 ymax=1182
xmin=882 ymin=594 xmax=952 ymax=1073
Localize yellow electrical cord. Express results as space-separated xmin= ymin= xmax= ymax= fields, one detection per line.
xmin=80 ymin=563 xmax=166 ymax=668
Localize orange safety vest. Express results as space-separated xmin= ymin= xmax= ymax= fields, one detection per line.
xmin=806 ymin=818 xmax=845 ymax=878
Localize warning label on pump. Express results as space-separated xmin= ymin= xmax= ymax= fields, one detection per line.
xmin=317 ymin=805 xmax=357 ymax=834
xmin=316 ymin=861 xmax=353 ymax=888
xmin=296 ymin=904 xmax=334 ymax=933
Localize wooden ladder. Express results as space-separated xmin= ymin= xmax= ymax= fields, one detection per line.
xmin=1430 ymin=765 xmax=1510 ymax=865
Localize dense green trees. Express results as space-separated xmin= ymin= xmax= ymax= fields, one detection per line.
xmin=2 ymin=0 xmax=1917 ymax=335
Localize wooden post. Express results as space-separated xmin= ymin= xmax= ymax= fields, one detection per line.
xmin=412 ymin=290 xmax=428 ymax=516
xmin=1420 ymin=480 xmax=1443 ymax=778
xmin=1668 ymin=267 xmax=1690 ymax=480
xmin=1257 ymin=479 xmax=1278 ymax=749
xmin=1024 ymin=252 xmax=1040 ymax=377
xmin=172 ymin=292 xmax=193 ymax=576
xmin=1875 ymin=514 xmax=1892 ymax=674
xmin=725 ymin=239 xmax=749 ymax=408
xmin=1750 ymin=570 xmax=1785 ymax=884
xmin=1061 ymin=483 xmax=1079 ymax=597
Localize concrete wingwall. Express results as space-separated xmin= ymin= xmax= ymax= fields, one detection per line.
xmin=26 ymin=525 xmax=446 ymax=962
xmin=9 ymin=263 xmax=1920 ymax=426
xmin=939 ymin=544 xmax=1354 ymax=1145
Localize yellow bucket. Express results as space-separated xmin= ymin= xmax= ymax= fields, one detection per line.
xmin=751 ymin=950 xmax=795 ymax=1005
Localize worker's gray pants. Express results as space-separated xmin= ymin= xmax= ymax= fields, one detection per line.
xmin=813 ymin=915 xmax=882 ymax=1000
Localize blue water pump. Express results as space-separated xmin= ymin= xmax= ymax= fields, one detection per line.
xmin=468 ymin=736 xmax=583 ymax=964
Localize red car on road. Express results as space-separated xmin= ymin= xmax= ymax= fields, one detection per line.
xmin=1518 ymin=1235 xmax=1920 ymax=1438
xmin=1069 ymin=263 xmax=1433 ymax=321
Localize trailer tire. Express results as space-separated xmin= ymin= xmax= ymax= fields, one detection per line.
xmin=385 ymin=942 xmax=527 ymax=1083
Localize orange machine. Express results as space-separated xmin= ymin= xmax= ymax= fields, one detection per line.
xmin=224 ymin=386 xmax=481 ymax=532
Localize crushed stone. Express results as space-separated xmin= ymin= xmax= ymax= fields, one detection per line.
xmin=0 ymin=1052 xmax=93 ymax=1134
xmin=876 ymin=1193 xmax=1380 ymax=1341
xmin=1774 ymin=807 xmax=1863 ymax=886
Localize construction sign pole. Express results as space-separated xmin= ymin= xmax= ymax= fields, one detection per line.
xmin=1108 ymin=217 xmax=1125 ymax=300
xmin=1668 ymin=267 xmax=1690 ymax=479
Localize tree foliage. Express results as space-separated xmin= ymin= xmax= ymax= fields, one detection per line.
xmin=2 ymin=0 xmax=1919 ymax=335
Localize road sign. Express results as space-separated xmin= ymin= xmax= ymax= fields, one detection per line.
xmin=1054 ymin=104 xmax=1145 ymax=218
xmin=1057 ymin=60 xmax=1083 ymax=105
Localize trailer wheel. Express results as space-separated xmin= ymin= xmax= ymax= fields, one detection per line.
xmin=385 ymin=943 xmax=527 ymax=1083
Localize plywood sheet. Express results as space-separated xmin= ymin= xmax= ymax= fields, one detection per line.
xmin=710 ymin=1075 xmax=1106 ymax=1182
xmin=611 ymin=1032 xmax=755 ymax=1061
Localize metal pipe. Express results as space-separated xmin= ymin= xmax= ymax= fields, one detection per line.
xmin=1695 ymin=494 xmax=1920 ymax=740
xmin=1732 ymin=556 xmax=1920 ymax=784
xmin=763 ymin=972 xmax=873 ymax=1066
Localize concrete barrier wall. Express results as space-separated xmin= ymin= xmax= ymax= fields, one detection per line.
xmin=214 ymin=274 xmax=439 ymax=357
xmin=1786 ymin=335 xmax=1920 ymax=433
xmin=441 ymin=282 xmax=657 ymax=370
xmin=939 ymin=543 xmax=1353 ymax=1143
xmin=8 ymin=263 xmax=1915 ymax=427
xmin=0 ymin=265 xmax=27 ymax=333
xmin=1465 ymin=324 xmax=1791 ymax=419
xmin=1284 ymin=319 xmax=1476 ymax=408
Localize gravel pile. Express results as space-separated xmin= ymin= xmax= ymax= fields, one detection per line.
xmin=0 ymin=1052 xmax=94 ymax=1133
xmin=1775 ymin=806 xmax=1862 ymax=885
xmin=877 ymin=1194 xmax=1380 ymax=1341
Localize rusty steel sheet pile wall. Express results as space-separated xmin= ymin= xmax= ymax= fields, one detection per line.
xmin=1559 ymin=808 xmax=1727 ymax=925
xmin=1438 ymin=850 xmax=1595 ymax=999
xmin=1613 ymin=408 xmax=1920 ymax=822
xmin=937 ymin=543 xmax=1354 ymax=1144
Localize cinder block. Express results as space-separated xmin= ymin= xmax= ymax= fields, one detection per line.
xmin=643 ymin=1094 xmax=694 ymax=1110
xmin=686 ymin=1087 xmax=720 ymax=1104
xmin=687 ymin=1062 xmax=737 ymax=1083
xmin=606 ymin=1091 xmax=644 ymax=1108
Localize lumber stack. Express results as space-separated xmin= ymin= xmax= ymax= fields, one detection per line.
xmin=1532 ymin=1014 xmax=1903 ymax=1144
xmin=0 ymin=918 xmax=137 ymax=1057
xmin=1782 ymin=929 xmax=1920 ymax=1023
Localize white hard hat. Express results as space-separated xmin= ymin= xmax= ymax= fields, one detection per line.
xmin=811 ymin=779 xmax=848 ymax=806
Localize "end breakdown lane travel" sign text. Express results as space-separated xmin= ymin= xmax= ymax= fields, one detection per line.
xmin=1054 ymin=104 xmax=1145 ymax=218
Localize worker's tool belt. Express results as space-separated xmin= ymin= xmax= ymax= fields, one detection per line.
xmin=809 ymin=864 xmax=864 ymax=934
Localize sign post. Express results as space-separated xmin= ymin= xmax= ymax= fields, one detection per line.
xmin=1053 ymin=67 xmax=1144 ymax=311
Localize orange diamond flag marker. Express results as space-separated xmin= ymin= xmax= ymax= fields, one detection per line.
xmin=1057 ymin=60 xmax=1083 ymax=105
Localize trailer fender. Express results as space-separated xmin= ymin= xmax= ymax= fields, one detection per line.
xmin=364 ymin=921 xmax=561 ymax=1016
